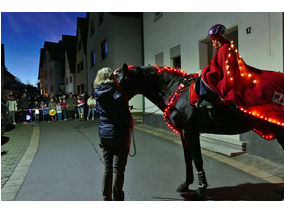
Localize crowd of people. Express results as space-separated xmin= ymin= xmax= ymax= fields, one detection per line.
xmin=3 ymin=92 xmax=97 ymax=125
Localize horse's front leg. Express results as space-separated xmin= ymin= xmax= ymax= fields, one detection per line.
xmin=184 ymin=130 xmax=208 ymax=197
xmin=176 ymin=133 xmax=194 ymax=193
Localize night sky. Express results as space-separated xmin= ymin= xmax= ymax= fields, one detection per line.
xmin=1 ymin=12 xmax=86 ymax=86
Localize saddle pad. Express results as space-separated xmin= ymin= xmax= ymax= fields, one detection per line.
xmin=189 ymin=81 xmax=199 ymax=106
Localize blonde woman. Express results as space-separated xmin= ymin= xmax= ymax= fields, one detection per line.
xmin=94 ymin=67 xmax=133 ymax=201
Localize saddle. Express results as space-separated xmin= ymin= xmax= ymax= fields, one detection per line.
xmin=189 ymin=77 xmax=224 ymax=107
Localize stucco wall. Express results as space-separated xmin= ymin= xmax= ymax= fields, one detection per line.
xmin=141 ymin=12 xmax=283 ymax=163
xmin=143 ymin=12 xmax=283 ymax=114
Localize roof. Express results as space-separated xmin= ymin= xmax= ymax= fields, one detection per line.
xmin=76 ymin=17 xmax=88 ymax=53
xmin=44 ymin=41 xmax=64 ymax=61
xmin=38 ymin=48 xmax=44 ymax=79
xmin=62 ymin=35 xmax=77 ymax=74
xmin=1 ymin=43 xmax=5 ymax=66
xmin=110 ymin=12 xmax=142 ymax=18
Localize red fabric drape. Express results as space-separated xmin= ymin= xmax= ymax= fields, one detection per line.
xmin=201 ymin=41 xmax=284 ymax=139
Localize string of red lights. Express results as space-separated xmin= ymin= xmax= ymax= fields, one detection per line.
xmin=127 ymin=62 xmax=283 ymax=139
xmin=227 ymin=42 xmax=283 ymax=139
xmin=163 ymin=83 xmax=185 ymax=134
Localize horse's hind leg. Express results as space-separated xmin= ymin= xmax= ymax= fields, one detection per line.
xmin=184 ymin=130 xmax=208 ymax=197
xmin=275 ymin=128 xmax=284 ymax=200
xmin=275 ymin=129 xmax=284 ymax=150
xmin=176 ymin=134 xmax=194 ymax=193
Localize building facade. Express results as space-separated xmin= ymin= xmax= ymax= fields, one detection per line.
xmin=62 ymin=35 xmax=77 ymax=95
xmin=141 ymin=12 xmax=284 ymax=163
xmin=75 ymin=17 xmax=88 ymax=95
xmin=86 ymin=12 xmax=143 ymax=110
xmin=38 ymin=41 xmax=65 ymax=97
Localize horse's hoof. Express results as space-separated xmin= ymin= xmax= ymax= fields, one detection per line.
xmin=176 ymin=182 xmax=190 ymax=193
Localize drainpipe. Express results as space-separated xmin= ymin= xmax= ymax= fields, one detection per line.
xmin=141 ymin=13 xmax=145 ymax=124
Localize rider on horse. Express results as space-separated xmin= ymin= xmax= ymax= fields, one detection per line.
xmin=198 ymin=24 xmax=284 ymax=132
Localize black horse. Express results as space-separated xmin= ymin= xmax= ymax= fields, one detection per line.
xmin=114 ymin=64 xmax=284 ymax=197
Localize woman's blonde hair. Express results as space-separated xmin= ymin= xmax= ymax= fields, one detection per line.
xmin=93 ymin=67 xmax=114 ymax=88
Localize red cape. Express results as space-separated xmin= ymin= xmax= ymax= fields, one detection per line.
xmin=201 ymin=41 xmax=284 ymax=139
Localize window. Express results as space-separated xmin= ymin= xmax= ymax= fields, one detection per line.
xmin=172 ymin=56 xmax=181 ymax=69
xmin=77 ymin=85 xmax=80 ymax=95
xmin=199 ymin=26 xmax=238 ymax=70
xmin=155 ymin=52 xmax=164 ymax=66
xmin=99 ymin=12 xmax=104 ymax=25
xmin=170 ymin=45 xmax=181 ymax=69
xmin=80 ymin=84 xmax=84 ymax=94
xmin=90 ymin=20 xmax=95 ymax=35
xmin=90 ymin=51 xmax=95 ymax=67
xmin=101 ymin=40 xmax=108 ymax=60
xmin=77 ymin=63 xmax=80 ymax=73
xmin=77 ymin=61 xmax=84 ymax=73
xmin=70 ymin=76 xmax=72 ymax=83
xmin=81 ymin=61 xmax=84 ymax=70
xmin=78 ymin=40 xmax=82 ymax=50
xmin=66 ymin=78 xmax=68 ymax=84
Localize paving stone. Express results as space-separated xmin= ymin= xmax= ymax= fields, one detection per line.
xmin=1 ymin=124 xmax=33 ymax=188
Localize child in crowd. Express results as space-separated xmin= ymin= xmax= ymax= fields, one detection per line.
xmin=87 ymin=94 xmax=96 ymax=120
xmin=33 ymin=100 xmax=41 ymax=124
xmin=48 ymin=98 xmax=57 ymax=122
xmin=41 ymin=101 xmax=49 ymax=122
xmin=56 ymin=101 xmax=62 ymax=121
xmin=77 ymin=94 xmax=85 ymax=121
xmin=6 ymin=94 xmax=17 ymax=125
xmin=61 ymin=95 xmax=67 ymax=120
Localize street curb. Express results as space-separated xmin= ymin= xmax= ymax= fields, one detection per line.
xmin=1 ymin=125 xmax=40 ymax=201
xmin=134 ymin=125 xmax=284 ymax=184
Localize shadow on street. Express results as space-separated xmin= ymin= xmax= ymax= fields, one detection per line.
xmin=179 ymin=183 xmax=284 ymax=201
xmin=1 ymin=136 xmax=10 ymax=146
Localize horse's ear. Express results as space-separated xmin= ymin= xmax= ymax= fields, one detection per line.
xmin=122 ymin=63 xmax=128 ymax=75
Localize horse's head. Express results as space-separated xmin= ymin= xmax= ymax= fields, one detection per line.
xmin=113 ymin=63 xmax=142 ymax=99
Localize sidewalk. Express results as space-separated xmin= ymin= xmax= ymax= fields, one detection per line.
xmin=1 ymin=124 xmax=34 ymax=188
xmin=1 ymin=123 xmax=40 ymax=201
xmin=135 ymin=124 xmax=284 ymax=184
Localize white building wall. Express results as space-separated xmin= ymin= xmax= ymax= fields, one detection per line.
xmin=143 ymin=12 xmax=283 ymax=114
xmin=86 ymin=13 xmax=143 ymax=111
xmin=64 ymin=53 xmax=74 ymax=94
xmin=142 ymin=12 xmax=283 ymax=143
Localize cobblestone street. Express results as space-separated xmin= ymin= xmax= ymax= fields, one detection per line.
xmin=1 ymin=124 xmax=33 ymax=188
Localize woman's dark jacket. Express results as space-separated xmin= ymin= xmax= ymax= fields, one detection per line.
xmin=94 ymin=83 xmax=132 ymax=139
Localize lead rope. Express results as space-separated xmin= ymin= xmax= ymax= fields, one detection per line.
xmin=128 ymin=128 xmax=136 ymax=157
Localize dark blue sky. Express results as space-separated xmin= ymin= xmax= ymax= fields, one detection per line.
xmin=1 ymin=12 xmax=86 ymax=86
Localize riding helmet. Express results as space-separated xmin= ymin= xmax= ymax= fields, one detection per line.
xmin=208 ymin=24 xmax=226 ymax=37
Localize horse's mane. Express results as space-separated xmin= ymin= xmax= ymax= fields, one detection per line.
xmin=152 ymin=65 xmax=189 ymax=77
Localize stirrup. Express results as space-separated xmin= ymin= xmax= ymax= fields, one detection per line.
xmin=195 ymin=100 xmax=213 ymax=108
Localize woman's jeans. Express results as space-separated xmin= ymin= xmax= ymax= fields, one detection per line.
xmin=9 ymin=111 xmax=15 ymax=123
xmin=57 ymin=113 xmax=62 ymax=120
xmin=62 ymin=108 xmax=67 ymax=120
xmin=100 ymin=135 xmax=130 ymax=201
xmin=87 ymin=107 xmax=95 ymax=119
xmin=78 ymin=107 xmax=84 ymax=119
